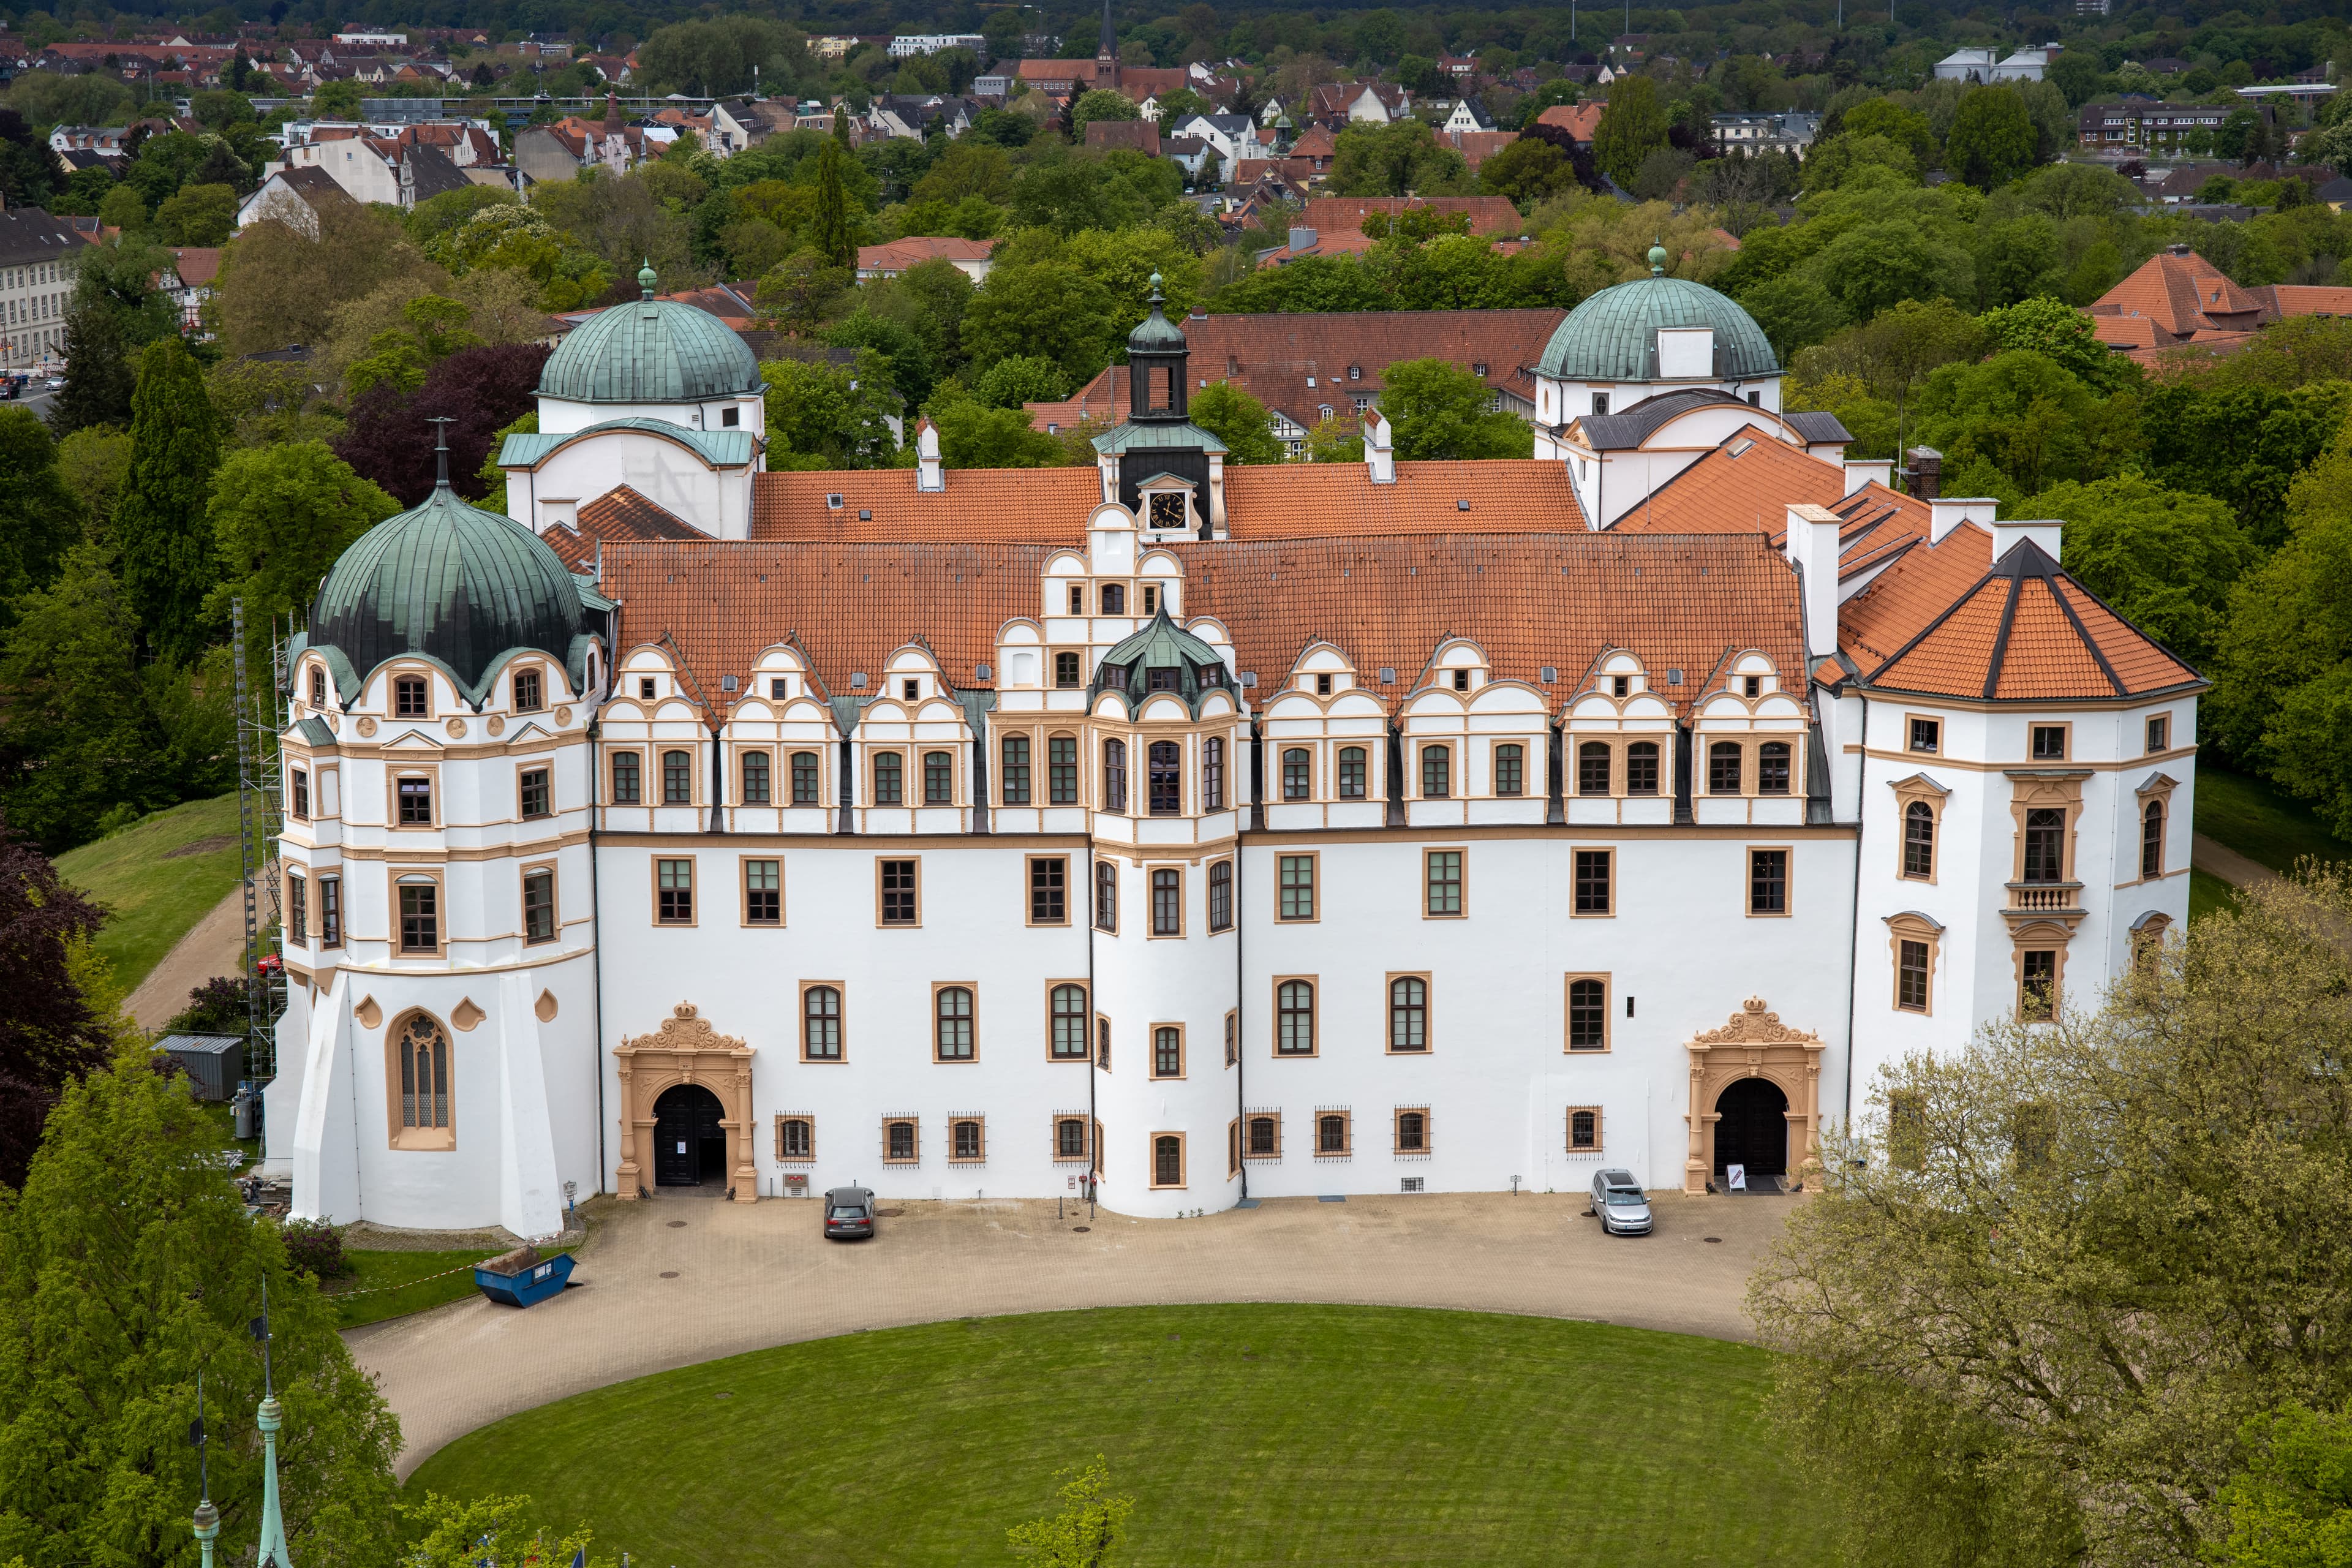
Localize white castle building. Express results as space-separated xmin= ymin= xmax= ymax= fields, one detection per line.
xmin=266 ymin=259 xmax=2201 ymax=1234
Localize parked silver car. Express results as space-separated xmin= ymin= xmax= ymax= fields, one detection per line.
xmin=1591 ymin=1169 xmax=1653 ymax=1236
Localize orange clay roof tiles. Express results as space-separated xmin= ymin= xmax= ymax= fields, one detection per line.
xmin=1988 ymin=578 xmax=2119 ymax=700
xmin=1834 ymin=522 xmax=1995 ymax=675
xmin=1222 ymin=459 xmax=1583 ymax=537
xmin=540 ymin=484 xmax=706 ymax=569
xmin=753 ymin=469 xmax=1098 ymax=543
xmin=1613 ymin=432 xmax=1931 ymax=578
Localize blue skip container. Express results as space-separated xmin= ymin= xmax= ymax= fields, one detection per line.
xmin=473 ymin=1245 xmax=575 ymax=1307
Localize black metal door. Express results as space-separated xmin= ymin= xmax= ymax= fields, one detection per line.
xmin=653 ymin=1085 xmax=724 ymax=1186
xmin=1714 ymin=1076 xmax=1790 ymax=1177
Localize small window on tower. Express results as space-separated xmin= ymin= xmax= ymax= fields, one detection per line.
xmin=721 ymin=406 xmax=739 ymax=427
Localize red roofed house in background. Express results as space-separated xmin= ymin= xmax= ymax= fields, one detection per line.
xmin=264 ymin=251 xmax=2200 ymax=1240
xmin=2082 ymin=242 xmax=2352 ymax=366
xmin=854 ymin=236 xmax=997 ymax=282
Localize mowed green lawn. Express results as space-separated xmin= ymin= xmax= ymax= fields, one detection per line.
xmin=407 ymin=1304 xmax=1825 ymax=1568
xmin=54 ymin=794 xmax=245 ymax=990
xmin=2194 ymin=766 xmax=2352 ymax=875
xmin=326 ymin=1243 xmax=578 ymax=1330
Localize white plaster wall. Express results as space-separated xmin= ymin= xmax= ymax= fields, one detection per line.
xmin=536 ymin=395 xmax=766 ymax=439
xmin=509 ymin=434 xmax=749 ymax=540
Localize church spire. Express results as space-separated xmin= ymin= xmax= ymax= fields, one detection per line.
xmin=252 ymin=1277 xmax=294 ymax=1567
xmin=1097 ymin=0 xmax=1116 ymax=64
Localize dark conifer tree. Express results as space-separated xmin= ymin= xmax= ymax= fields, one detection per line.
xmin=111 ymin=337 xmax=223 ymax=662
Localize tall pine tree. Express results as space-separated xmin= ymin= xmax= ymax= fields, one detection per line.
xmin=112 ymin=337 xmax=222 ymax=663
xmin=50 ymin=303 xmax=135 ymax=436
xmin=812 ymin=135 xmax=856 ymax=270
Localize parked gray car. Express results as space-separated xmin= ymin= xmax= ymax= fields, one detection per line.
xmin=1591 ymin=1169 xmax=1653 ymax=1236
xmin=823 ymin=1185 xmax=875 ymax=1240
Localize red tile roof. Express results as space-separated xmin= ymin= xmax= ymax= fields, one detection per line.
xmin=540 ymin=485 xmax=707 ymax=568
xmin=2083 ymin=248 xmax=2264 ymax=345
xmin=752 ymin=468 xmax=1099 ymax=543
xmin=1221 ymin=459 xmax=1583 ymax=537
xmin=1302 ymin=195 xmax=1524 ymax=236
xmin=1608 ymin=430 xmax=1929 ymax=579
xmin=1535 ymin=102 xmax=1604 ymax=143
xmin=854 ymin=236 xmax=993 ymax=274
xmin=1441 ymin=129 xmax=1520 ymax=170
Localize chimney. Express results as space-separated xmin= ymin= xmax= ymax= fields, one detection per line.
xmin=1363 ymin=407 xmax=1395 ymax=484
xmin=1902 ymin=445 xmax=1942 ymax=499
xmin=1929 ymin=496 xmax=1997 ymax=545
xmin=1992 ymin=519 xmax=2062 ymax=564
xmin=1784 ymin=503 xmax=1844 ymax=659
xmin=914 ymin=417 xmax=943 ymax=492
xmin=1842 ymin=459 xmax=1892 ymax=496
xmin=1287 ymin=225 xmax=1316 ymax=255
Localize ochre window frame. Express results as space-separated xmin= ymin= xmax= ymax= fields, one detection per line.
xmin=385 ymin=1006 xmax=456 ymax=1151
xmin=1566 ymin=1104 xmax=1604 ymax=1153
xmin=1887 ymin=912 xmax=1941 ymax=1015
xmin=1422 ymin=848 xmax=1465 ymax=918
xmin=876 ymin=856 xmax=922 ymax=927
xmin=1149 ymin=1130 xmax=1186 ymax=1189
xmin=1747 ymin=845 xmax=1792 ymax=917
xmin=1393 ymin=1105 xmax=1432 ymax=1155
xmin=741 ymin=855 xmax=783 ymax=927
xmin=1385 ymin=971 xmax=1431 ymax=1054
xmin=948 ymin=1115 xmax=986 ymax=1163
xmin=881 ymin=1115 xmax=920 ymax=1164
xmin=799 ymin=981 xmax=846 ymax=1063
xmin=932 ymin=981 xmax=978 ymax=1063
xmin=1027 ymin=853 xmax=1070 ymax=927
xmin=774 ymin=1113 xmax=816 ymax=1163
xmin=1275 ymin=851 xmax=1319 ymax=923
xmin=1150 ymin=1021 xmax=1185 ymax=1080
xmin=1047 ymin=981 xmax=1090 ymax=1061
xmin=1314 ymin=1109 xmax=1352 ymax=1159
xmin=1564 ymin=972 xmax=1611 ymax=1052
xmin=653 ymin=855 xmax=696 ymax=927
xmin=1273 ymin=975 xmax=1319 ymax=1057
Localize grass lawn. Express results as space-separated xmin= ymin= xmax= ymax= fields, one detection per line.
xmin=2190 ymin=867 xmax=2237 ymax=923
xmin=54 ymin=794 xmax=245 ymax=992
xmin=328 ymin=1243 xmax=578 ymax=1330
xmin=407 ymin=1304 xmax=1827 ymax=1567
xmin=2194 ymin=767 xmax=2352 ymax=876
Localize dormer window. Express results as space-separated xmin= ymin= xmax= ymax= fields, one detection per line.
xmin=1471 ymin=362 xmax=1488 ymax=377
xmin=1452 ymin=669 xmax=1470 ymax=692
xmin=1141 ymin=584 xmax=1159 ymax=615
xmin=1101 ymin=584 xmax=1126 ymax=614
xmin=1316 ymin=673 xmax=1332 ymax=696
xmin=512 ymin=668 xmax=542 ymax=711
xmin=1744 ymin=675 xmax=1762 ymax=698
xmin=309 ymin=666 xmax=326 ymax=708
xmin=1347 ymin=364 xmax=1362 ymax=380
xmin=1592 ymin=393 xmax=1610 ymax=417
xmin=1199 ymin=665 xmax=1223 ymax=688
xmin=1069 ymin=585 xmax=1085 ymax=614
xmin=395 ymin=676 xmax=428 ymax=716
xmin=1611 ymin=675 xmax=1629 ymax=697
xmin=638 ymin=677 xmax=656 ymax=700
xmin=826 ymin=493 xmax=844 ymax=510
xmin=1147 ymin=668 xmax=1181 ymax=692
xmin=722 ymin=407 xmax=739 ymax=426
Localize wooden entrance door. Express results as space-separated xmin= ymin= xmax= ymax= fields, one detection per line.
xmin=653 ymin=1084 xmax=725 ymax=1186
xmin=1714 ymin=1076 xmax=1789 ymax=1177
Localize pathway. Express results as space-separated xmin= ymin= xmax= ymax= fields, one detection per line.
xmin=2193 ymin=832 xmax=2275 ymax=893
xmin=354 ymin=1186 xmax=1795 ymax=1479
xmin=126 ymin=882 xmax=249 ymax=1032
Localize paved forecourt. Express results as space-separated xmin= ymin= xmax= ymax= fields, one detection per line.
xmin=356 ymin=1187 xmax=1794 ymax=1477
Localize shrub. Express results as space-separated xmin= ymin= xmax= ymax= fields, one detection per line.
xmin=281 ymin=1217 xmax=350 ymax=1280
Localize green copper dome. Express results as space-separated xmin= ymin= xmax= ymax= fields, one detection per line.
xmin=1091 ymin=607 xmax=1231 ymax=709
xmin=1127 ymin=274 xmax=1189 ymax=352
xmin=307 ymin=478 xmax=583 ymax=700
xmin=538 ymin=292 xmax=761 ymax=405
xmin=1536 ymin=274 xmax=1779 ymax=383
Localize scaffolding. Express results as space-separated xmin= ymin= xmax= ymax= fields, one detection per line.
xmin=232 ymin=600 xmax=288 ymax=1084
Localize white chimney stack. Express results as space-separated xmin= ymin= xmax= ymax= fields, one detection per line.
xmin=1929 ymin=496 xmax=1998 ymax=545
xmin=1784 ymin=503 xmax=1844 ymax=660
xmin=1842 ymin=459 xmax=1891 ymax=496
xmin=1993 ymin=519 xmax=2062 ymax=564
xmin=1363 ymin=407 xmax=1395 ymax=484
xmin=915 ymin=417 xmax=943 ymax=492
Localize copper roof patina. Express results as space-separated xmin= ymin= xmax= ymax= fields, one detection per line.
xmin=538 ymin=269 xmax=762 ymax=405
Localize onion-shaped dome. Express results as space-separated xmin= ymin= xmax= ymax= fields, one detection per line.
xmin=537 ymin=263 xmax=761 ymax=404
xmin=1535 ymin=264 xmax=1779 ymax=383
xmin=1127 ymin=272 xmax=1189 ymax=352
xmin=307 ymin=462 xmax=584 ymax=701
xmin=1090 ymin=607 xmax=1232 ymax=708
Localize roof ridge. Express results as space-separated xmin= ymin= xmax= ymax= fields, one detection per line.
xmin=2044 ymin=574 xmax=2127 ymax=698
xmin=1980 ymin=568 xmax=2026 ymax=701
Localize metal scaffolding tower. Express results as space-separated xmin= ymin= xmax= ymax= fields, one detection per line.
xmin=232 ymin=600 xmax=288 ymax=1084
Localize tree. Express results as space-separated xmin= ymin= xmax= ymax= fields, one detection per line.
xmin=53 ymin=426 xmax=133 ymax=545
xmin=213 ymin=203 xmax=442 ymax=358
xmin=0 ymin=408 xmax=85 ymax=616
xmin=1803 ymin=132 xmax=1918 ymax=190
xmin=1750 ymin=866 xmax=2352 ymax=1568
xmin=0 ymin=106 xmax=65 ymax=209
xmin=2143 ymin=382 xmax=2352 ymax=549
xmin=337 ymin=342 xmax=550 ymax=507
xmin=1591 ymin=76 xmax=1670 ymax=187
xmin=1972 ymin=214 xmax=2062 ymax=311
xmin=1071 ymin=89 xmax=1140 ymax=134
xmin=1910 ymin=350 xmax=2134 ymax=496
xmin=0 ymin=826 xmax=110 ymax=1185
xmin=962 ymin=263 xmax=1118 ymax=384
xmin=2045 ymin=51 xmax=2103 ymax=109
xmin=1189 ymin=382 xmax=1284 ymax=464
xmin=1381 ymin=357 xmax=1531 ymax=460
xmin=399 ymin=1492 xmax=610 ymax=1568
xmin=0 ymin=547 xmax=167 ymax=851
xmin=1741 ymin=273 xmax=1847 ymax=361
xmin=823 ymin=312 xmax=935 ymax=409
xmin=151 ymin=181 xmax=239 ymax=245
xmin=757 ymin=248 xmax=853 ymax=336
xmin=113 ymin=338 xmax=222 ymax=662
xmin=1327 ymin=118 xmax=1471 ymax=198
xmin=1944 ymin=86 xmax=2039 ymax=190
xmin=0 ymin=1031 xmax=404 ymax=1566
xmin=205 ymin=443 xmax=398 ymax=638
xmin=973 ymin=355 xmax=1069 ymax=409
xmin=1007 ymin=1457 xmax=1134 ymax=1567
xmin=761 ymin=352 xmax=899 ymax=469
xmin=1979 ymin=295 xmax=2130 ymax=390
xmin=2212 ymin=1404 xmax=2352 ymax=1567
xmin=1839 ymin=98 xmax=1939 ymax=167
xmin=809 ymin=135 xmax=857 ymax=269
xmin=922 ymin=383 xmax=1066 ymax=468
xmin=1477 ymin=135 xmax=1574 ymax=206
xmin=1806 ymin=221 xmax=1974 ymax=325
xmin=2029 ymin=475 xmax=2254 ymax=670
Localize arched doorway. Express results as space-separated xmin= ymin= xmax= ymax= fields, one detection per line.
xmin=1713 ymin=1077 xmax=1789 ymax=1179
xmin=652 ymin=1083 xmax=728 ymax=1187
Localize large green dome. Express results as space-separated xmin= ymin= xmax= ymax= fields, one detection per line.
xmin=538 ymin=288 xmax=760 ymax=405
xmin=1536 ymin=274 xmax=1779 ymax=383
xmin=307 ymin=480 xmax=583 ymax=699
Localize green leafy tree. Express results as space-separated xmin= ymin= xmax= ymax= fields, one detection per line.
xmin=311 ymin=79 xmax=362 ymax=118
xmin=757 ymin=249 xmax=853 ymax=336
xmin=1303 ymin=418 xmax=1366 ymax=463
xmin=204 ymin=442 xmax=399 ymax=639
xmin=857 ymin=256 xmax=976 ymax=376
xmin=0 ymin=408 xmax=85 ymax=617
xmin=1803 ymin=133 xmax=1918 ymax=190
xmin=0 ymin=837 xmax=110 ymax=1183
xmin=2212 ymin=1403 xmax=2352 ymax=1568
xmin=1591 ymin=75 xmax=1670 ymax=187
xmin=1980 ymin=295 xmax=2130 ymax=390
xmin=112 ymin=337 xmax=224 ymax=662
xmin=1909 ymin=349 xmax=2135 ymax=496
xmin=1070 ymin=89 xmax=1140 ymax=134
xmin=1806 ymin=220 xmax=1974 ymax=325
xmin=973 ymin=355 xmax=1069 ymax=409
xmin=1380 ymin=357 xmax=1531 ymax=461
xmin=399 ymin=1491 xmax=612 ymax=1568
xmin=1007 ymin=1456 xmax=1135 ymax=1567
xmin=2143 ymin=382 xmax=2352 ymax=548
xmin=1741 ymin=273 xmax=1848 ymax=361
xmin=809 ymin=135 xmax=858 ymax=269
xmin=922 ymin=382 xmax=1066 ymax=468
xmin=962 ymin=262 xmax=1118 ymax=384
xmin=150 ymin=181 xmax=239 ymax=244
xmin=343 ymin=295 xmax=478 ymax=399
xmin=823 ymin=312 xmax=935 ymax=409
xmin=1972 ymin=214 xmax=2063 ymax=311
xmin=0 ymin=1029 xmax=403 ymax=1566
xmin=2028 ymin=475 xmax=2254 ymax=670
xmin=53 ymin=426 xmax=133 ymax=545
xmin=1751 ymin=866 xmax=2352 ymax=1568
xmin=1838 ymin=99 xmax=1938 ymax=167
xmin=1944 ymin=86 xmax=2039 ymax=190
xmin=1061 ymin=227 xmax=1205 ymax=331
xmin=761 ymin=352 xmax=899 ymax=469
xmin=1327 ymin=118 xmax=1471 ymax=198
xmin=2045 ymin=51 xmax=2103 ymax=108
xmin=1189 ymin=382 xmax=1284 ymax=464
xmin=1477 ymin=135 xmax=1575 ymax=206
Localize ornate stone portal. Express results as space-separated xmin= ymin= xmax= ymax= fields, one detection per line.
xmin=1683 ymin=997 xmax=1826 ymax=1194
xmin=614 ymin=1003 xmax=758 ymax=1202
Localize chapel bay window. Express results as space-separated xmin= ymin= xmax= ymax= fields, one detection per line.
xmin=1708 ymin=742 xmax=1743 ymax=795
xmin=744 ymin=859 xmax=780 ymax=925
xmin=1208 ymin=861 xmax=1233 ymax=932
xmin=873 ymin=752 xmax=903 ymax=805
xmin=1094 ymin=861 xmax=1117 ymax=932
xmin=924 ymin=750 xmax=954 ymax=805
xmin=1103 ymin=739 xmax=1128 ymax=813
xmin=1496 ymin=743 xmax=1524 ymax=797
xmin=611 ymin=752 xmax=641 ymax=804
xmin=741 ymin=752 xmax=771 ymax=805
xmin=1420 ymin=745 xmax=1450 ymax=798
xmin=1578 ymin=742 xmax=1610 ymax=796
xmin=1049 ymin=736 xmax=1079 ymax=804
xmin=1903 ymin=802 xmax=1936 ymax=880
xmin=1338 ymin=747 xmax=1367 ymax=799
xmin=399 ymin=881 xmax=438 ymax=952
xmin=662 ymin=750 xmax=692 ymax=804
xmin=1148 ymin=741 xmax=1182 ymax=815
xmin=1203 ymin=737 xmax=1226 ymax=810
xmin=398 ymin=776 xmax=433 ymax=826
xmin=803 ymin=986 xmax=843 ymax=1060
xmin=1390 ymin=976 xmax=1427 ymax=1052
xmin=1758 ymin=742 xmax=1792 ymax=795
xmin=935 ymin=987 xmax=974 ymax=1061
xmin=1283 ymin=747 xmax=1311 ymax=800
xmin=1051 ymin=985 xmax=1090 ymax=1059
xmin=394 ymin=1011 xmax=450 ymax=1136
xmin=791 ymin=752 xmax=821 ymax=805
xmin=1626 ymin=741 xmax=1660 ymax=795
xmin=523 ymin=870 xmax=556 ymax=943
xmin=1002 ymin=736 xmax=1031 ymax=804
